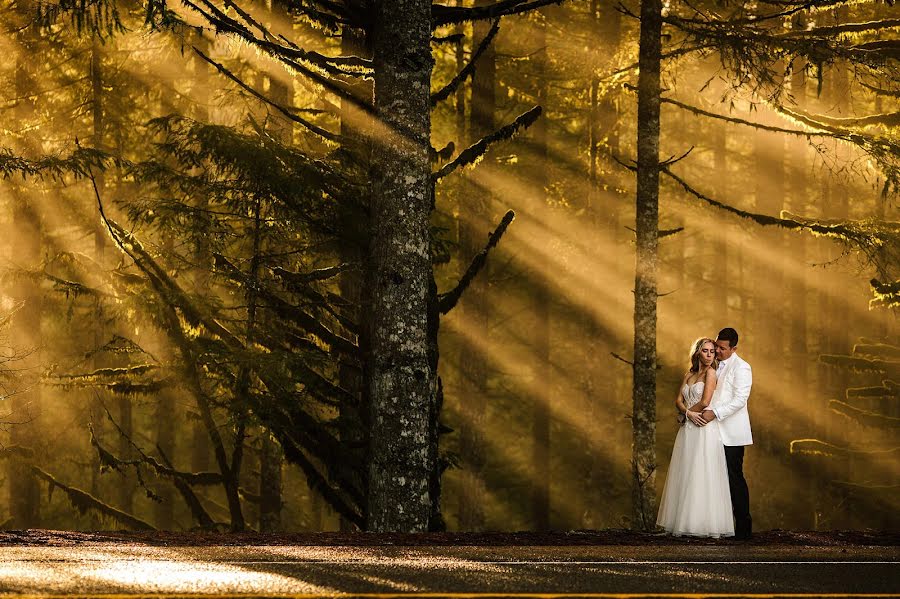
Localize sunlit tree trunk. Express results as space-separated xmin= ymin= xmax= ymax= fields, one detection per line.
xmin=190 ymin=33 xmax=212 ymax=479
xmin=366 ymin=0 xmax=436 ymax=532
xmin=631 ymin=0 xmax=661 ymax=531
xmin=531 ymin=7 xmax=551 ymax=533
xmin=7 ymin=0 xmax=41 ymax=529
xmin=457 ymin=0 xmax=495 ymax=532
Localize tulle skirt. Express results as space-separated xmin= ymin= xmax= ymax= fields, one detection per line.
xmin=657 ymin=419 xmax=734 ymax=538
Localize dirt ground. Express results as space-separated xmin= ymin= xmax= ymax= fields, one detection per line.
xmin=0 ymin=528 xmax=895 ymax=547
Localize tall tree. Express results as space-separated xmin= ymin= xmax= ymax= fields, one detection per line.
xmin=631 ymin=0 xmax=663 ymax=531
xmin=365 ymin=0 xmax=437 ymax=532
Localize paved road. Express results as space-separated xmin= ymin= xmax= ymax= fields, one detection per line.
xmin=0 ymin=544 xmax=896 ymax=597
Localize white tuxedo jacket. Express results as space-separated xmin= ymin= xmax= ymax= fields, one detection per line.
xmin=711 ymin=353 xmax=753 ymax=446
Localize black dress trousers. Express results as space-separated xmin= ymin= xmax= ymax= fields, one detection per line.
xmin=724 ymin=445 xmax=752 ymax=539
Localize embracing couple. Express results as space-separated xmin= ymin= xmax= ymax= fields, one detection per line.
xmin=657 ymin=327 xmax=753 ymax=540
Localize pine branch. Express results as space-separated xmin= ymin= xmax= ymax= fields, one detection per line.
xmin=439 ymin=210 xmax=515 ymax=314
xmin=659 ymin=94 xmax=846 ymax=139
xmin=279 ymin=438 xmax=364 ymax=529
xmin=91 ymin=418 xmax=223 ymax=487
xmin=271 ymin=264 xmax=351 ymax=285
xmin=804 ymin=112 xmax=900 ymax=129
xmin=194 ymin=49 xmax=341 ymax=144
xmin=214 ymin=254 xmax=359 ymax=358
xmin=661 ymin=167 xmax=900 ymax=251
xmin=829 ymin=400 xmax=900 ymax=429
xmin=846 ymin=380 xmax=900 ymax=399
xmin=216 ymin=0 xmax=372 ymax=77
xmin=853 ymin=343 xmax=900 ymax=360
xmin=851 ymin=40 xmax=900 ymax=60
xmin=859 ymin=80 xmax=900 ymax=98
xmin=789 ymin=438 xmax=900 ymax=458
xmin=431 ymin=19 xmax=500 ymax=106
xmin=871 ymin=278 xmax=900 ymax=309
xmin=223 ymin=0 xmax=370 ymax=74
xmin=820 ymin=354 xmax=900 ymax=375
xmin=781 ymin=18 xmax=900 ymax=38
xmin=31 ymin=466 xmax=156 ymax=530
xmin=433 ymin=0 xmax=563 ymax=26
xmin=184 ymin=0 xmax=373 ymax=114
xmin=156 ymin=445 xmax=217 ymax=529
xmin=433 ymin=106 xmax=542 ymax=181
xmin=831 ymin=479 xmax=900 ymax=490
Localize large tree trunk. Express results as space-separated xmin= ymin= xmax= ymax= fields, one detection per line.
xmin=457 ymin=2 xmax=495 ymax=532
xmin=366 ymin=0 xmax=436 ymax=532
xmin=631 ymin=0 xmax=662 ymax=532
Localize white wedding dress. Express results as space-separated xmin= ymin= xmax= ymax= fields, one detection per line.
xmin=656 ymin=381 xmax=734 ymax=538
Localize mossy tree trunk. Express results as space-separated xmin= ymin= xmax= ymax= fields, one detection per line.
xmin=631 ymin=0 xmax=662 ymax=532
xmin=366 ymin=0 xmax=436 ymax=532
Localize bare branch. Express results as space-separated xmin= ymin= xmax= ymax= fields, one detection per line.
xmin=439 ymin=210 xmax=515 ymax=314
xmin=432 ymin=0 xmax=563 ymax=27
xmin=431 ymin=19 xmax=500 ymax=106
xmin=433 ymin=106 xmax=542 ymax=181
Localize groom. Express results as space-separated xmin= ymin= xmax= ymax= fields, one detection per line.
xmin=700 ymin=327 xmax=753 ymax=540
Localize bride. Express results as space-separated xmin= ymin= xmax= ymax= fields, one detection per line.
xmin=657 ymin=337 xmax=734 ymax=538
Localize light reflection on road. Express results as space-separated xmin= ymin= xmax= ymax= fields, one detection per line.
xmin=0 ymin=544 xmax=894 ymax=596
xmin=0 ymin=548 xmax=338 ymax=594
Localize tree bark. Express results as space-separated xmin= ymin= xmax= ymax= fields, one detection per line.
xmin=366 ymin=0 xmax=436 ymax=532
xmin=631 ymin=0 xmax=662 ymax=532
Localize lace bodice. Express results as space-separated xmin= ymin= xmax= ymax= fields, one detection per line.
xmin=682 ymin=381 xmax=704 ymax=410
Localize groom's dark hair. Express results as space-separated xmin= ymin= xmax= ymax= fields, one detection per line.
xmin=717 ymin=327 xmax=739 ymax=348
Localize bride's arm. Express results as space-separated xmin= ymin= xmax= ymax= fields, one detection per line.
xmin=697 ymin=368 xmax=718 ymax=409
xmin=676 ymin=372 xmax=707 ymax=426
xmin=674 ymin=371 xmax=691 ymax=417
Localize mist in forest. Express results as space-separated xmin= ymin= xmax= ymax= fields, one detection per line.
xmin=0 ymin=0 xmax=896 ymax=533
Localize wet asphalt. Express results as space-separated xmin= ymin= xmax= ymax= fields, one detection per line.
xmin=0 ymin=544 xmax=896 ymax=597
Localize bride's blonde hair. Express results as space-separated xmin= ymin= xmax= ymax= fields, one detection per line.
xmin=689 ymin=337 xmax=719 ymax=373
